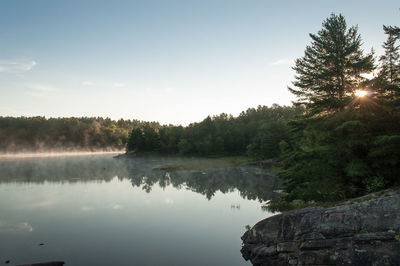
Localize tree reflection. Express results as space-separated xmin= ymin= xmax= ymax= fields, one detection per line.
xmin=0 ymin=155 xmax=280 ymax=202
xmin=120 ymin=159 xmax=280 ymax=202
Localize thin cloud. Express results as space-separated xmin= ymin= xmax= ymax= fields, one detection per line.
xmin=163 ymin=87 xmax=174 ymax=94
xmin=271 ymin=58 xmax=293 ymax=66
xmin=0 ymin=59 xmax=37 ymax=72
xmin=113 ymin=82 xmax=125 ymax=88
xmin=81 ymin=81 xmax=126 ymax=88
xmin=27 ymin=83 xmax=58 ymax=92
xmin=82 ymin=81 xmax=95 ymax=86
xmin=24 ymin=83 xmax=59 ymax=98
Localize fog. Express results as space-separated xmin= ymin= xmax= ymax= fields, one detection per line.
xmin=0 ymin=154 xmax=280 ymax=202
xmin=0 ymin=151 xmax=123 ymax=159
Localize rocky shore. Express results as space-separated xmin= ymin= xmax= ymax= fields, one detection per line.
xmin=241 ymin=189 xmax=400 ymax=265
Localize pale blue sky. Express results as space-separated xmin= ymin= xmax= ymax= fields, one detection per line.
xmin=0 ymin=0 xmax=399 ymax=125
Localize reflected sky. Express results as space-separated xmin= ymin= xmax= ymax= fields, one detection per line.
xmin=0 ymin=154 xmax=278 ymax=265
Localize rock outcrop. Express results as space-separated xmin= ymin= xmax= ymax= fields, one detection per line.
xmin=241 ymin=190 xmax=400 ymax=265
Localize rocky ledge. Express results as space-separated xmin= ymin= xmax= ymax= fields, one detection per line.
xmin=241 ymin=190 xmax=400 ymax=265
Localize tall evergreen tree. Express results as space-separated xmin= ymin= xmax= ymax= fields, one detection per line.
xmin=126 ymin=128 xmax=144 ymax=152
xmin=377 ymin=25 xmax=400 ymax=100
xmin=289 ymin=13 xmax=374 ymax=115
xmin=384 ymin=25 xmax=400 ymax=39
xmin=379 ymin=25 xmax=400 ymax=84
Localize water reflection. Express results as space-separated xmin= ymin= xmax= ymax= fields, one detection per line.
xmin=0 ymin=155 xmax=280 ymax=203
xmin=0 ymin=154 xmax=277 ymax=266
xmin=0 ymin=221 xmax=34 ymax=233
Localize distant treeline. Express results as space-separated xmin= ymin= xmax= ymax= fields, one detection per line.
xmin=0 ymin=105 xmax=303 ymax=155
xmin=126 ymin=104 xmax=304 ymax=158
xmin=0 ymin=116 xmax=160 ymax=152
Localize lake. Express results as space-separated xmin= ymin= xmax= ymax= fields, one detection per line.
xmin=0 ymin=153 xmax=279 ymax=266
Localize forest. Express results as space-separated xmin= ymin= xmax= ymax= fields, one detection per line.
xmin=0 ymin=105 xmax=303 ymax=156
xmin=126 ymin=104 xmax=303 ymax=157
xmin=1 ymin=13 xmax=399 ymax=207
xmin=0 ymin=116 xmax=160 ymax=152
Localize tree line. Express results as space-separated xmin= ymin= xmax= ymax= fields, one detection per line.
xmin=0 ymin=116 xmax=160 ymax=152
xmin=126 ymin=104 xmax=304 ymax=158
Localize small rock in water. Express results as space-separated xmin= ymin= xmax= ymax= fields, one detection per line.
xmin=16 ymin=261 xmax=65 ymax=266
xmin=5 ymin=260 xmax=10 ymax=264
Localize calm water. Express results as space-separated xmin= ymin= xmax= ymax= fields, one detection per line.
xmin=0 ymin=154 xmax=279 ymax=266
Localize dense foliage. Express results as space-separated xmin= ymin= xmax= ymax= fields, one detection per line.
xmin=289 ymin=14 xmax=374 ymax=114
xmin=0 ymin=116 xmax=159 ymax=152
xmin=277 ymin=14 xmax=400 ymax=206
xmin=126 ymin=104 xmax=304 ymax=158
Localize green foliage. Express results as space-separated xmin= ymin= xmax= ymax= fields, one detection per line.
xmin=0 ymin=116 xmax=149 ymax=152
xmin=178 ymin=139 xmax=192 ymax=155
xmin=126 ymin=104 xmax=304 ymax=157
xmin=246 ymin=121 xmax=291 ymax=159
xmin=364 ymin=176 xmax=385 ymax=193
xmin=289 ymin=13 xmax=374 ymax=115
xmin=126 ymin=128 xmax=144 ymax=152
xmin=142 ymin=125 xmax=160 ymax=151
xmin=279 ymin=108 xmax=400 ymax=203
xmin=278 ymin=15 xmax=400 ymax=207
xmin=379 ymin=25 xmax=400 ymax=86
xmin=369 ymin=135 xmax=400 ymax=184
xmin=373 ymin=25 xmax=400 ymax=105
xmin=266 ymin=199 xmax=316 ymax=213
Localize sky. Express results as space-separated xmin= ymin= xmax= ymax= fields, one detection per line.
xmin=0 ymin=0 xmax=399 ymax=125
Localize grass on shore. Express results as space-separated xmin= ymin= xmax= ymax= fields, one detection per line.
xmin=153 ymin=156 xmax=258 ymax=171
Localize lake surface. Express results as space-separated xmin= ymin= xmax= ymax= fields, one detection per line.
xmin=0 ymin=154 xmax=279 ymax=266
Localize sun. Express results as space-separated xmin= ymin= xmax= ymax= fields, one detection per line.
xmin=355 ymin=90 xmax=368 ymax=97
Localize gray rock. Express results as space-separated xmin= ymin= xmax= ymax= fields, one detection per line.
xmin=241 ymin=189 xmax=400 ymax=265
xmin=277 ymin=242 xmax=299 ymax=253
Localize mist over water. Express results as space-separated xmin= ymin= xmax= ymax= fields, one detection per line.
xmin=0 ymin=151 xmax=123 ymax=159
xmin=0 ymin=154 xmax=278 ymax=265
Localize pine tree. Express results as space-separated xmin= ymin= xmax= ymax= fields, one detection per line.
xmin=380 ymin=25 xmax=400 ymax=84
xmin=378 ymin=25 xmax=400 ymax=99
xmin=126 ymin=128 xmax=144 ymax=152
xmin=384 ymin=25 xmax=400 ymax=39
xmin=289 ymin=13 xmax=374 ymax=115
